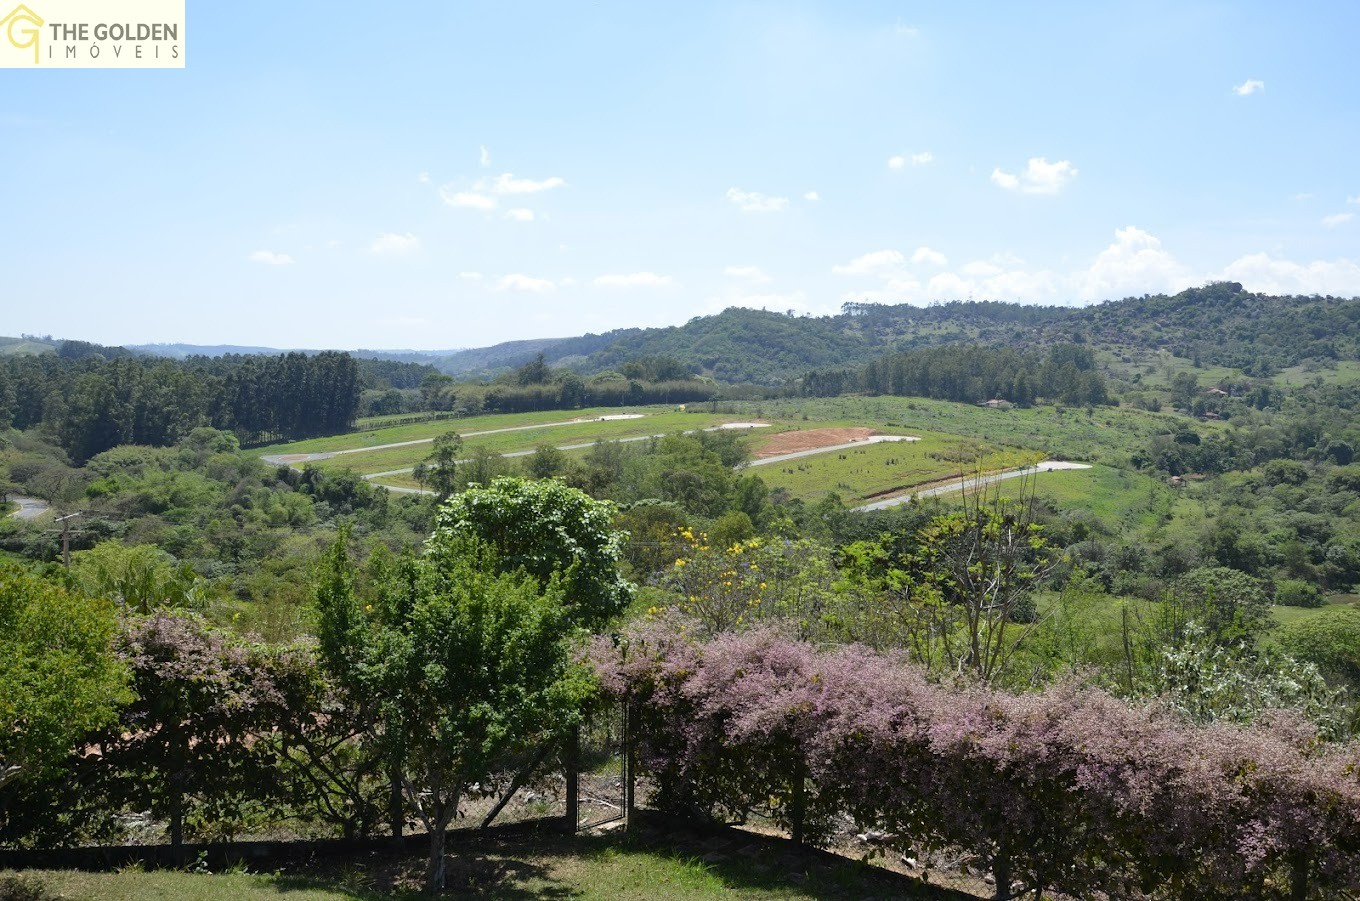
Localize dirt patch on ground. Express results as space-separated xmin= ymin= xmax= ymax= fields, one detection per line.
xmin=754 ymin=427 xmax=880 ymax=458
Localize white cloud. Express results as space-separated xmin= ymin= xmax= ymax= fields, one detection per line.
xmin=992 ymin=157 xmax=1078 ymax=195
xmin=990 ymin=168 xmax=1020 ymax=190
xmin=479 ymin=145 xmax=490 ymax=167
xmin=440 ymin=187 xmax=497 ymax=210
xmin=1323 ymin=212 xmax=1354 ymax=228
xmin=833 ymin=249 xmax=905 ymax=275
xmin=486 ymin=172 xmax=566 ymax=194
xmin=726 ymin=187 xmax=788 ymax=212
xmin=369 ymin=232 xmax=420 ymax=255
xmin=912 ymin=246 xmax=948 ymax=266
xmin=248 ymin=250 xmax=294 ymax=266
xmin=593 ymin=271 xmax=674 ymax=288
xmin=495 ymin=273 xmax=557 ymax=293
xmin=1349 ymin=196 xmax=1360 ymax=205
xmin=803 ymin=190 xmax=820 ymax=201
xmin=504 ymin=208 xmax=536 ymax=222
xmin=1218 ymin=253 xmax=1360 ymax=296
xmin=1233 ymin=79 xmax=1265 ymax=96
xmin=723 ymin=265 xmax=772 ymax=283
xmin=888 ymin=155 xmax=906 ymax=170
xmin=1074 ymin=226 xmax=1192 ymax=300
xmin=836 ymin=227 xmax=1360 ymax=306
xmin=417 ymin=171 xmax=430 ymax=184
xmin=458 ymin=271 xmax=483 ymax=280
xmin=910 ymin=151 xmax=934 ymax=166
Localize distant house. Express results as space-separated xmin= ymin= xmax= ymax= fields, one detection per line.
xmin=981 ymin=398 xmax=1013 ymax=410
xmin=1206 ymin=387 xmax=1229 ymax=397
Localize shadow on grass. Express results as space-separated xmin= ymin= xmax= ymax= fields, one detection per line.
xmin=453 ymin=815 xmax=974 ymax=900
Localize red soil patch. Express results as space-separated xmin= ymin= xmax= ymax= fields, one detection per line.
xmin=754 ymin=427 xmax=880 ymax=458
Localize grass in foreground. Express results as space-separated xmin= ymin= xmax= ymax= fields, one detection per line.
xmin=0 ymin=820 xmax=969 ymax=900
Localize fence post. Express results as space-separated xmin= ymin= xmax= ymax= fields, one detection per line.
xmin=563 ymin=724 xmax=579 ymax=833
xmin=623 ymin=692 xmax=635 ymax=829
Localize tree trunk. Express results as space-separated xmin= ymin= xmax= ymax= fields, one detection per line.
xmin=482 ymin=742 xmax=554 ymax=828
xmin=168 ymin=732 xmax=186 ymax=863
xmin=789 ymin=757 xmax=807 ymax=845
xmin=425 ymin=819 xmax=447 ymax=891
xmin=388 ymin=760 xmax=404 ymax=845
xmin=993 ymin=850 xmax=1013 ymax=901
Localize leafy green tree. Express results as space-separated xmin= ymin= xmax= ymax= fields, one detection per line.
xmin=435 ymin=476 xmax=634 ymax=630
xmin=525 ymin=442 xmax=567 ymax=479
xmin=419 ymin=431 xmax=463 ymax=501
xmin=1275 ymin=605 xmax=1360 ymax=686
xmin=69 ymin=542 xmax=211 ymax=614
xmin=0 ymin=568 xmax=130 ymax=802
xmin=1168 ymin=566 xmax=1271 ymax=646
xmin=843 ymin=491 xmax=1059 ymax=684
xmin=1274 ymin=578 xmax=1324 ymax=608
xmin=315 ymin=534 xmax=591 ymax=890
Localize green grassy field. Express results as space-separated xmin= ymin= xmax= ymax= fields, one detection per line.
xmin=308 ymin=412 xmax=775 ymax=476
xmin=981 ymin=464 xmax=1179 ymax=532
xmin=709 ymin=396 xmax=1184 ymax=468
xmin=752 ymin=431 xmax=1036 ymax=504
xmin=1275 ymin=359 xmax=1360 ymax=388
xmin=1270 ymin=594 xmax=1360 ymax=629
xmin=253 ymin=407 xmax=694 ymax=457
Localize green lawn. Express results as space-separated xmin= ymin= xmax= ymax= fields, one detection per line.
xmin=0 ymin=823 xmax=963 ymax=900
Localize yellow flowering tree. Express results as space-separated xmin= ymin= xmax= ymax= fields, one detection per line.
xmin=656 ymin=529 xmax=840 ymax=638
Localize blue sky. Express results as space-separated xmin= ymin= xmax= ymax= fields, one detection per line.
xmin=3 ymin=1 xmax=1359 ymax=349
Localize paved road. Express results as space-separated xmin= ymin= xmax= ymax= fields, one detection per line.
xmin=853 ymin=461 xmax=1093 ymax=511
xmin=7 ymin=496 xmax=50 ymax=520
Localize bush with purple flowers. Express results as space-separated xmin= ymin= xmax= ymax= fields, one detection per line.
xmin=592 ymin=617 xmax=1360 ymax=900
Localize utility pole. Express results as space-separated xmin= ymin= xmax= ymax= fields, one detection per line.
xmin=53 ymin=511 xmax=83 ymax=569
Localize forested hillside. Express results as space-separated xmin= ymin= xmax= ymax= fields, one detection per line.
xmin=396 ymin=283 xmax=1360 ymax=384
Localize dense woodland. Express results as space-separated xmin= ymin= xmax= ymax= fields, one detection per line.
xmin=5 ymin=285 xmax=1360 ymax=898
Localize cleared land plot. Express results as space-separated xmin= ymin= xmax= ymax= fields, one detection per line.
xmin=753 ymin=427 xmax=883 ymax=457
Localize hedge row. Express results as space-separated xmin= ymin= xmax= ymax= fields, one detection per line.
xmin=591 ymin=620 xmax=1360 ymax=900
